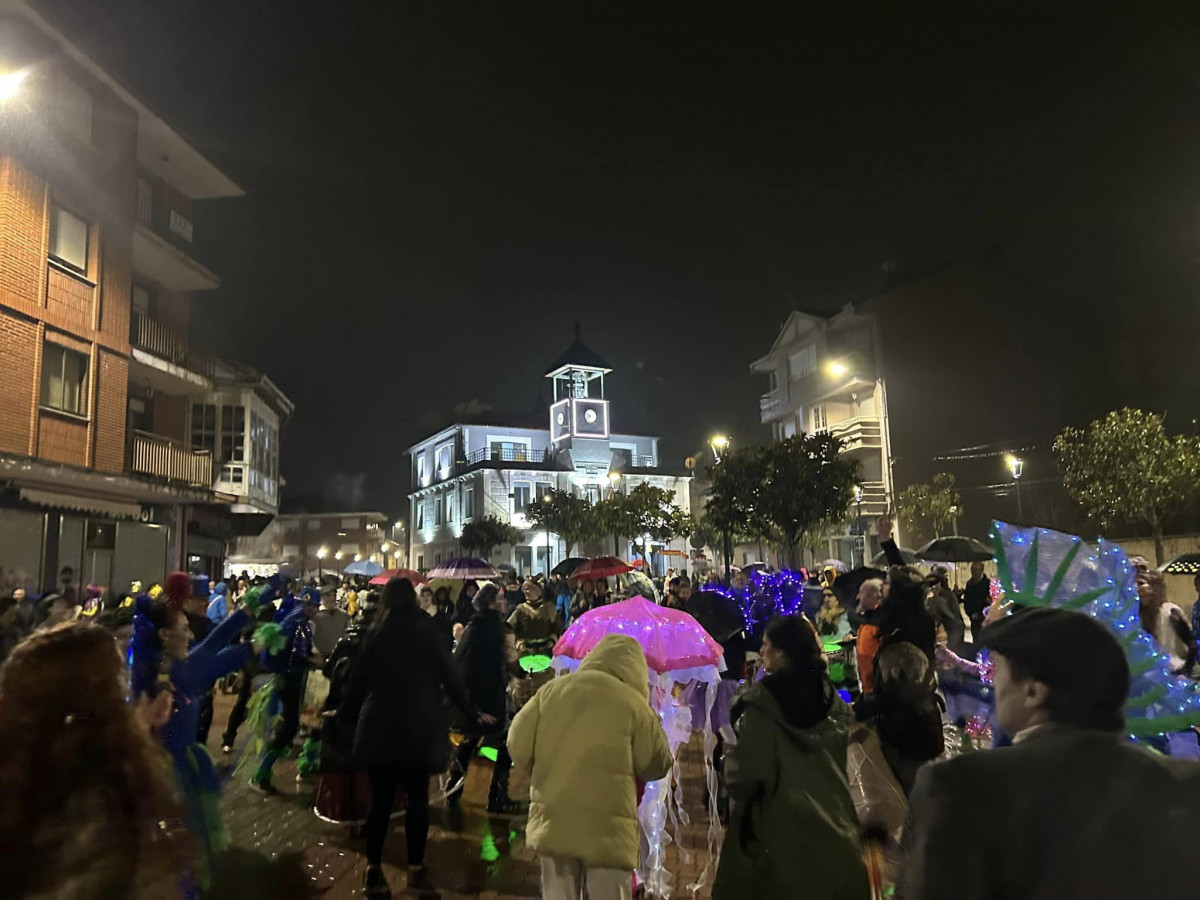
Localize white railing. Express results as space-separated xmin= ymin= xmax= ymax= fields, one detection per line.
xmin=759 ymin=388 xmax=782 ymax=423
xmin=130 ymin=431 xmax=212 ymax=486
xmin=829 ymin=415 xmax=882 ymax=452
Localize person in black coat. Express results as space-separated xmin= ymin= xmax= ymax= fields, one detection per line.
xmin=340 ymin=577 xmax=492 ymax=899
xmin=960 ymin=561 xmax=991 ymax=645
xmin=451 ymin=583 xmax=524 ymax=812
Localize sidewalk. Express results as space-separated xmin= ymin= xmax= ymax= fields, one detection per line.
xmin=207 ymin=693 xmax=717 ymax=899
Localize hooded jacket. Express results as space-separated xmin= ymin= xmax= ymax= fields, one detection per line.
xmin=713 ymin=672 xmax=869 ymax=900
xmin=508 ymin=634 xmax=672 ymax=870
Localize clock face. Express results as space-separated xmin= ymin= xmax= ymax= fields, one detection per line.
xmin=556 ymin=412 xmax=566 ymax=425
xmin=584 ymin=409 xmax=597 ymax=424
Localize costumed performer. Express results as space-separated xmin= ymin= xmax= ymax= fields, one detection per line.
xmin=249 ymin=584 xmax=322 ymax=794
xmin=130 ymin=576 xmax=279 ymax=895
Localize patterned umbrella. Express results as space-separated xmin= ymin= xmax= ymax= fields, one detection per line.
xmin=571 ymin=556 xmax=634 ymax=581
xmin=426 ymin=557 xmax=500 ymax=580
xmin=1160 ymin=552 xmax=1200 ymax=575
xmin=368 ymin=568 xmax=424 ymax=586
xmin=553 ymin=595 xmax=723 ymax=674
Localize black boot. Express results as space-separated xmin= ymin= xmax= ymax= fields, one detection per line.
xmin=364 ymin=865 xmax=391 ymax=898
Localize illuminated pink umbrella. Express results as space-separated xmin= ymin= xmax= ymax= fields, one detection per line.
xmin=553 ymin=595 xmax=722 ymax=674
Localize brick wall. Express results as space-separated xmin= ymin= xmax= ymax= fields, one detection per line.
xmin=0 ymin=311 xmax=36 ymax=455
xmin=0 ymin=159 xmax=46 ymax=310
xmin=37 ymin=413 xmax=87 ymax=467
xmin=46 ymin=266 xmax=94 ymax=333
xmin=93 ymin=349 xmax=127 ymax=473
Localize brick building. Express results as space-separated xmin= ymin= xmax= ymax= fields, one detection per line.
xmin=0 ymin=2 xmax=287 ymax=592
xmin=226 ymin=512 xmax=392 ymax=580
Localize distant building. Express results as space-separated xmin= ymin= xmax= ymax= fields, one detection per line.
xmin=227 ymin=511 xmax=389 ymax=580
xmin=407 ymin=332 xmax=691 ymax=578
xmin=751 ymin=307 xmax=895 ymax=560
xmin=0 ymin=1 xmax=287 ymax=591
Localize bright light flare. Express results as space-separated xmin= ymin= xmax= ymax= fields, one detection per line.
xmin=0 ymin=69 xmax=27 ymax=101
xmin=826 ymin=360 xmax=848 ymax=378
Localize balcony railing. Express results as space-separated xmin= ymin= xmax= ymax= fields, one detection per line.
xmin=853 ymin=480 xmax=889 ymax=516
xmin=130 ymin=311 xmax=215 ymax=379
xmin=759 ymin=388 xmax=783 ymax=423
xmin=614 ymin=453 xmax=657 ymax=469
xmin=464 ymin=447 xmax=547 ymax=466
xmin=829 ymin=416 xmax=882 ymax=452
xmin=130 ymin=431 xmax=212 ymax=487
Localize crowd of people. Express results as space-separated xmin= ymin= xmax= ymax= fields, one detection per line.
xmin=0 ymin=521 xmax=1198 ymax=899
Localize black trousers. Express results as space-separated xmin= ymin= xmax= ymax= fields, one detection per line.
xmin=266 ymin=672 xmax=305 ymax=755
xmin=366 ymin=764 xmax=430 ymax=867
xmin=195 ymin=691 xmax=214 ymax=747
xmin=222 ymin=666 xmax=256 ymax=747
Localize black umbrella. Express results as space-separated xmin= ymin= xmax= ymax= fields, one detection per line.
xmin=551 ymin=557 xmax=588 ymax=577
xmin=838 ymin=566 xmax=888 ymax=594
xmin=1160 ymin=552 xmax=1200 ymax=575
xmin=916 ymin=536 xmax=994 ymax=563
xmin=686 ymin=590 xmax=746 ymax=643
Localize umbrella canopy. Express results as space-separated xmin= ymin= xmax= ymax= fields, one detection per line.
xmin=552 ymin=557 xmax=588 ymax=577
xmin=1160 ymin=552 xmax=1200 ymax=575
xmin=869 ymin=547 xmax=919 ymax=567
xmin=619 ymin=570 xmax=660 ymax=603
xmin=820 ymin=559 xmax=849 ymax=574
xmin=427 ymin=557 xmax=500 ymax=580
xmin=554 ymin=595 xmax=723 ymax=674
xmin=686 ymin=590 xmax=746 ymax=643
xmin=572 ymin=556 xmax=634 ymax=581
xmin=368 ymin=568 xmax=424 ymax=586
xmin=916 ymin=536 xmax=994 ymax=563
xmin=342 ymin=559 xmax=383 ymax=577
xmin=741 ymin=561 xmax=769 ymax=573
xmin=838 ymin=565 xmax=889 ymax=594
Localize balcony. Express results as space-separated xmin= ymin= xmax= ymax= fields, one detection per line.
xmin=133 ymin=180 xmax=220 ymax=292
xmin=129 ymin=311 xmax=214 ymax=395
xmin=853 ymin=481 xmax=889 ymax=517
xmin=759 ymin=388 xmax=783 ymax=424
xmin=129 ymin=431 xmax=213 ymax=487
xmin=829 ymin=416 xmax=883 ymax=453
xmin=463 ymin=447 xmax=548 ymax=469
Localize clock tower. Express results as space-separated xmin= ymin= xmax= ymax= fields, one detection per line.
xmin=546 ymin=323 xmax=613 ymax=471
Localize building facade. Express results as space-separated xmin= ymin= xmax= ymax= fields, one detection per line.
xmin=407 ymin=337 xmax=691 ymax=578
xmin=0 ymin=2 xmax=283 ymax=591
xmin=751 ymin=307 xmax=896 ymax=559
xmin=227 ymin=511 xmax=390 ymax=580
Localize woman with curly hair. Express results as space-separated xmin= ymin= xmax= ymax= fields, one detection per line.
xmin=0 ymin=622 xmax=188 ymax=898
xmin=130 ymin=573 xmax=279 ymax=896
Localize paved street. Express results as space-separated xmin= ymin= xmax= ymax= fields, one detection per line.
xmin=207 ymin=693 xmax=716 ymax=899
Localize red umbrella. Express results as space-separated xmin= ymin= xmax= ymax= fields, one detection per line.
xmin=572 ymin=556 xmax=634 ymax=581
xmin=368 ymin=568 xmax=424 ymax=586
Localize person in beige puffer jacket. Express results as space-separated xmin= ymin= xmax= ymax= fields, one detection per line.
xmin=508 ymin=633 xmax=672 ymax=900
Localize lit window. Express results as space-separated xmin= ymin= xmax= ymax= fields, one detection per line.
xmin=464 ymin=486 xmax=474 ymax=520
xmin=40 ymin=343 xmax=89 ymax=416
xmin=416 ymin=504 xmax=425 ymax=530
xmin=49 ymin=205 xmax=89 ymax=275
xmin=787 ymin=345 xmax=815 ymax=381
xmin=435 ymin=496 xmax=444 ymax=525
xmin=810 ymin=404 xmax=828 ymax=433
xmin=513 ymin=482 xmax=532 ymax=512
xmin=417 ymin=455 xmax=427 ymax=482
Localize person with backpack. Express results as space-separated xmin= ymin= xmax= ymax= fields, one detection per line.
xmin=713 ymin=615 xmax=869 ymax=900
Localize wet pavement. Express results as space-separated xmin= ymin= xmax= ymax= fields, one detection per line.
xmin=207 ymin=693 xmax=716 ymax=899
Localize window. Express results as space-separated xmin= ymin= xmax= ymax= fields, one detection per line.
xmin=464 ymin=486 xmax=475 ymax=520
xmin=191 ymin=404 xmax=217 ymax=453
xmin=489 ymin=440 xmax=528 ymax=461
xmin=56 ymin=75 xmax=93 ymax=144
xmin=435 ymin=496 xmax=444 ymax=525
xmin=810 ymin=403 xmax=828 ymax=434
xmin=768 ymin=370 xmax=778 ymax=392
xmin=535 ymin=482 xmax=551 ymax=503
xmin=136 ymin=179 xmax=153 ymax=226
xmin=416 ymin=504 xmax=425 ymax=530
xmin=40 ymin=343 xmax=89 ymax=415
xmin=435 ymin=443 xmax=453 ymax=477
xmin=307 ymin=520 xmax=320 ymax=531
xmin=434 ymin=552 xmax=442 ymax=566
xmin=417 ymin=455 xmax=427 ymax=482
xmin=417 ymin=554 xmax=424 ymax=570
xmin=49 ymin=205 xmax=89 ymax=275
xmin=787 ymin=345 xmax=815 ymax=381
xmin=447 ymin=496 xmax=455 ymax=524
xmin=221 ymin=406 xmax=246 ymax=463
xmin=512 ymin=481 xmax=532 ymax=513
xmin=340 ymin=517 xmax=360 ymax=529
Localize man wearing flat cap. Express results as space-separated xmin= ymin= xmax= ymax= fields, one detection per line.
xmin=905 ymin=607 xmax=1200 ymax=899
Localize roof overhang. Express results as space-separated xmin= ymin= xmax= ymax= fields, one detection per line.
xmin=132 ymin=224 xmax=221 ymax=291
xmin=4 ymin=0 xmax=243 ymax=199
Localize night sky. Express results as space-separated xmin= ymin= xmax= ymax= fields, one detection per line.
xmin=36 ymin=2 xmax=1200 ymax=516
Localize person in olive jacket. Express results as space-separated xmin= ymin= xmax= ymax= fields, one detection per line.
xmin=713 ymin=615 xmax=869 ymax=900
xmin=340 ymin=577 xmax=494 ymax=899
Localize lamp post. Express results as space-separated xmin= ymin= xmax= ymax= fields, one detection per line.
xmin=334 ymin=551 xmax=343 ymax=579
xmin=709 ymin=434 xmax=732 ymax=585
xmin=316 ymin=547 xmax=326 ymax=580
xmin=608 ymin=471 xmax=622 ymax=556
xmin=1006 ymin=455 xmax=1024 ymax=521
xmin=542 ymin=492 xmax=553 ymax=575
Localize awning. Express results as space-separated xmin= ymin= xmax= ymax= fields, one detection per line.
xmin=20 ymin=488 xmax=142 ymax=520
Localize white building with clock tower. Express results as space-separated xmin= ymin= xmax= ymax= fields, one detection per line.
xmin=406 ymin=330 xmax=691 ymax=578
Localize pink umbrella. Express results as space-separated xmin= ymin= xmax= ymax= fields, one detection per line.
xmin=553 ymin=595 xmax=723 ymax=674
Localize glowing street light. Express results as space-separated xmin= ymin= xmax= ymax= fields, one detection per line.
xmin=1005 ymin=455 xmax=1024 ymax=521
xmin=826 ymin=360 xmax=848 ymax=378
xmin=316 ymin=546 xmax=327 ymax=579
xmin=709 ymin=434 xmax=729 ymax=462
xmin=0 ymin=69 xmax=28 ymax=101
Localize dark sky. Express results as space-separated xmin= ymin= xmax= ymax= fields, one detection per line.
xmin=36 ymin=2 xmax=1200 ymax=515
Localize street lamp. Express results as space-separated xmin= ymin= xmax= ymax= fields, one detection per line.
xmin=542 ymin=492 xmax=553 ymax=575
xmin=1005 ymin=455 xmax=1024 ymax=521
xmin=709 ymin=435 xmax=733 ymax=584
xmin=316 ymin=546 xmax=327 ymax=580
xmin=0 ymin=69 xmax=27 ymax=102
xmin=334 ymin=551 xmax=343 ymax=578
xmin=826 ymin=360 xmax=848 ymax=378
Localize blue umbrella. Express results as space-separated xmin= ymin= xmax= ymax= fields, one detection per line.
xmin=343 ymin=559 xmax=383 ymax=577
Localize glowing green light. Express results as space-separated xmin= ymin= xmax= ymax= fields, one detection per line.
xmin=478 ymin=746 xmax=500 ymax=763
xmin=520 ymin=654 xmax=553 ymax=673
xmin=480 ymin=832 xmax=500 ymax=863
